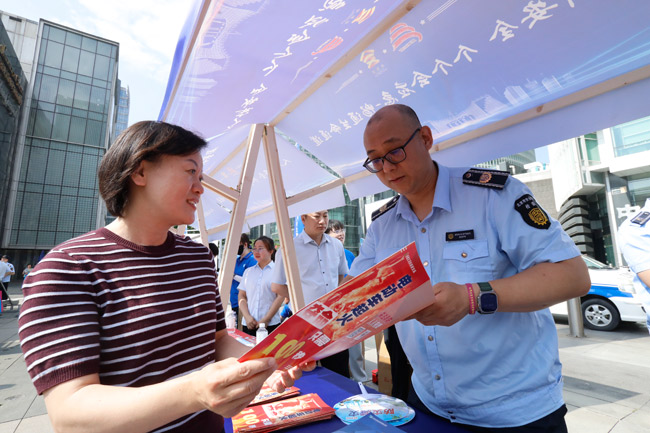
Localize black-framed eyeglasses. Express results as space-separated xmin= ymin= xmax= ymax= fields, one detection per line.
xmin=363 ymin=128 xmax=421 ymax=173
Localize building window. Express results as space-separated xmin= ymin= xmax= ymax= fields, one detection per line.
xmin=612 ymin=115 xmax=650 ymax=157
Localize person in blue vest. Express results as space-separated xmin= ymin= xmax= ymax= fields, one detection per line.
xmin=617 ymin=198 xmax=650 ymax=334
xmin=231 ymin=234 xmax=257 ymax=326
xmin=349 ymin=104 xmax=590 ymax=432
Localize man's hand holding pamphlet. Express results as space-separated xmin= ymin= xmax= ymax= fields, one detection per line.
xmin=239 ymin=242 xmax=433 ymax=370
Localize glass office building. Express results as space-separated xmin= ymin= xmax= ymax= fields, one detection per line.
xmin=0 ymin=18 xmax=28 ymax=251
xmin=113 ymin=83 xmax=129 ymax=140
xmin=7 ymin=21 xmax=118 ymax=250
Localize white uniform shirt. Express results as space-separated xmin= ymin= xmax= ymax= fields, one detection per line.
xmin=350 ymin=163 xmax=580 ymax=428
xmin=617 ymin=198 xmax=650 ymax=331
xmin=0 ymin=262 xmax=8 ymax=285
xmin=240 ymin=261 xmax=282 ymax=327
xmin=273 ymin=231 xmax=348 ymax=305
xmin=2 ymin=263 xmax=14 ymax=283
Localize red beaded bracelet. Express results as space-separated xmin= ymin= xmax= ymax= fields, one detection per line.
xmin=465 ymin=283 xmax=476 ymax=315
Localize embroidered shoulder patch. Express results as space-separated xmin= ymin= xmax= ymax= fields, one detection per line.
xmin=514 ymin=194 xmax=550 ymax=230
xmin=372 ymin=195 xmax=399 ymax=221
xmin=462 ymin=168 xmax=509 ymax=189
xmin=631 ymin=211 xmax=650 ymax=226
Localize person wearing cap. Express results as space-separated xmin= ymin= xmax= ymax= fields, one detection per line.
xmin=617 ymin=198 xmax=650 ymax=334
xmin=349 ymin=104 xmax=590 ymax=432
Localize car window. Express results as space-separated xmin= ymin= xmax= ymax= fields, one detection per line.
xmin=582 ymin=255 xmax=611 ymax=269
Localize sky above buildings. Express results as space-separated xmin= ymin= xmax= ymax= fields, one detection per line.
xmin=0 ymin=0 xmax=192 ymax=126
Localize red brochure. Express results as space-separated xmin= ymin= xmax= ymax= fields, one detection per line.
xmin=238 ymin=242 xmax=433 ymax=370
xmin=232 ymin=393 xmax=335 ymax=433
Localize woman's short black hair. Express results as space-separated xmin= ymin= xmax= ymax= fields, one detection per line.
xmin=208 ymin=242 xmax=219 ymax=257
xmin=326 ymin=219 xmax=345 ymax=233
xmin=98 ymin=121 xmax=207 ymax=217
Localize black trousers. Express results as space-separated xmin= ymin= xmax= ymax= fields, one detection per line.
xmin=242 ymin=323 xmax=280 ymax=337
xmin=319 ymin=349 xmax=350 ymax=378
xmin=384 ymin=325 xmax=412 ymax=401
xmin=407 ymin=382 xmax=568 ymax=433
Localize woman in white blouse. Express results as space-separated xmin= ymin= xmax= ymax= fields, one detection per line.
xmin=239 ymin=236 xmax=285 ymax=336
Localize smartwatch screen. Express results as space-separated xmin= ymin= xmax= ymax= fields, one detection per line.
xmin=481 ymin=293 xmax=498 ymax=312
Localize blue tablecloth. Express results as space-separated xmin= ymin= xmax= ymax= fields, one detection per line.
xmin=225 ymin=367 xmax=468 ymax=432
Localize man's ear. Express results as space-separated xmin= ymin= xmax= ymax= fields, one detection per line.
xmin=421 ymin=126 xmax=434 ymax=151
xmin=301 ymin=214 xmax=307 ymax=224
xmin=130 ymin=161 xmax=147 ymax=187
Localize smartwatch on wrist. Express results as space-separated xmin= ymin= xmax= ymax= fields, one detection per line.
xmin=477 ymin=282 xmax=498 ymax=314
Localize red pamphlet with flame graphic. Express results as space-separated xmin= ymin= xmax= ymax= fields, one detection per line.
xmin=238 ymin=242 xmax=433 ymax=370
xmin=232 ymin=393 xmax=335 ymax=433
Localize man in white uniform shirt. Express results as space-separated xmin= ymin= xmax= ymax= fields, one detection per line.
xmin=272 ymin=210 xmax=349 ymax=377
xmin=0 ymin=257 xmax=10 ymax=314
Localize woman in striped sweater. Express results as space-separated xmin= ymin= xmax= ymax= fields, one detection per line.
xmin=18 ymin=121 xmax=311 ymax=433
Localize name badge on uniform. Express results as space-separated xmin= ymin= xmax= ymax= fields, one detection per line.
xmin=446 ymin=230 xmax=475 ymax=241
xmin=631 ymin=211 xmax=650 ymax=226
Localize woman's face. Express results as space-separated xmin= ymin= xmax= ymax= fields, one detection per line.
xmin=138 ymin=151 xmax=204 ymax=227
xmin=252 ymin=239 xmax=272 ymax=263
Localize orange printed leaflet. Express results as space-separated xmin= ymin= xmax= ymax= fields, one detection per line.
xmin=239 ymin=242 xmax=433 ymax=370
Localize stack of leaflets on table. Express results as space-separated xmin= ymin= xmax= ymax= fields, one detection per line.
xmin=331 ymin=413 xmax=405 ymax=432
xmin=232 ymin=393 xmax=335 ymax=433
xmin=239 ymin=242 xmax=433 ymax=370
xmin=249 ymin=383 xmax=301 ymax=406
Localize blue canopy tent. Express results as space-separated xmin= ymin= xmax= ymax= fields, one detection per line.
xmin=159 ymin=0 xmax=650 ymax=309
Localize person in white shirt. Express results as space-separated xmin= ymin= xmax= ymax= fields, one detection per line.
xmin=1 ymin=255 xmax=14 ymax=288
xmin=239 ymin=236 xmax=284 ymax=336
xmin=0 ymin=259 xmax=9 ymax=314
xmin=272 ymin=210 xmax=349 ymax=377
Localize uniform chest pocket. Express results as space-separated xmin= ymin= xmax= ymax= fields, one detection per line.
xmin=442 ymin=239 xmax=492 ymax=279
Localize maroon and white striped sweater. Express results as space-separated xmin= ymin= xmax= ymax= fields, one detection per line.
xmin=19 ymin=228 xmax=225 ymax=432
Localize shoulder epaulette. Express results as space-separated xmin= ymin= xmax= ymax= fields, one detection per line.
xmin=371 ymin=195 xmax=399 ymax=221
xmin=631 ymin=210 xmax=650 ymax=226
xmin=462 ymin=168 xmax=509 ymax=189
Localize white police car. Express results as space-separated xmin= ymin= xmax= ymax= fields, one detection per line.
xmin=549 ymin=255 xmax=646 ymax=331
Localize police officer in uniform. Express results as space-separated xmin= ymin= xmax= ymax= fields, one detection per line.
xmin=349 ymin=104 xmax=590 ymax=432
xmin=617 ymin=198 xmax=650 ymax=334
